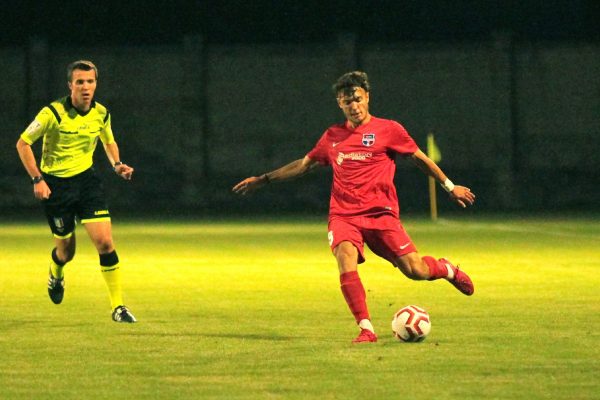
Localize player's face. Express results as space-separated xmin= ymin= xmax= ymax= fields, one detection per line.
xmin=68 ymin=69 xmax=97 ymax=111
xmin=337 ymin=87 xmax=370 ymax=128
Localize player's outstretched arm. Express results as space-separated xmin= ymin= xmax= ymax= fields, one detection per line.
xmin=410 ymin=149 xmax=476 ymax=208
xmin=232 ymin=156 xmax=320 ymax=196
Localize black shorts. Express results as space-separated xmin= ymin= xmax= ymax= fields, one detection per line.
xmin=42 ymin=168 xmax=111 ymax=238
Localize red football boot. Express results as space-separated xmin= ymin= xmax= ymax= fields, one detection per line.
xmin=439 ymin=258 xmax=474 ymax=296
xmin=352 ymin=329 xmax=378 ymax=344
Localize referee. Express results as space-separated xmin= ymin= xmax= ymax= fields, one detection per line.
xmin=16 ymin=60 xmax=136 ymax=323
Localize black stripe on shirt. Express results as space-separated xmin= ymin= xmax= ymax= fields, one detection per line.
xmin=47 ymin=104 xmax=61 ymax=124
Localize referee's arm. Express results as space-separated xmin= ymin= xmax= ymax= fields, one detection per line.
xmin=16 ymin=138 xmax=51 ymax=199
xmin=103 ymin=142 xmax=134 ymax=180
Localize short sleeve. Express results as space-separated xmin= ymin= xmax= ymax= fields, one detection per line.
xmin=99 ymin=112 xmax=116 ymax=145
xmin=387 ymin=121 xmax=418 ymax=155
xmin=19 ymin=108 xmax=55 ymax=145
xmin=306 ymin=130 xmax=331 ymax=165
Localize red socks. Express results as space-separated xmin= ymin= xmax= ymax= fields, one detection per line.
xmin=340 ymin=271 xmax=370 ymax=323
xmin=422 ymin=256 xmax=448 ymax=280
xmin=340 ymin=259 xmax=448 ymax=324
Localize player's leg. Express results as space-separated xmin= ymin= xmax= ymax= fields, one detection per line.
xmin=365 ymin=215 xmax=474 ymax=295
xmin=83 ymin=220 xmax=135 ymax=322
xmin=393 ymin=253 xmax=474 ymax=296
xmin=329 ymin=218 xmax=377 ymax=343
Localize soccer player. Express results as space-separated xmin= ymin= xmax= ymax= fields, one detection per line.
xmin=16 ymin=60 xmax=137 ymax=323
xmin=233 ymin=71 xmax=476 ymax=343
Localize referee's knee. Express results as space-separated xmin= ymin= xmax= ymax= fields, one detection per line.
xmin=95 ymin=239 xmax=114 ymax=255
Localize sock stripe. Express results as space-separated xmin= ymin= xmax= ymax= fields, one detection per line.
xmin=99 ymin=250 xmax=119 ymax=267
xmin=51 ymin=248 xmax=66 ymax=267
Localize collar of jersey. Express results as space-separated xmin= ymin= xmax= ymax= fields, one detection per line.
xmin=66 ymin=96 xmax=96 ymax=116
xmin=345 ymin=116 xmax=374 ymax=132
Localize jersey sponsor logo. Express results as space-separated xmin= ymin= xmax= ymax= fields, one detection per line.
xmin=336 ymin=151 xmax=373 ymax=165
xmin=94 ymin=210 xmax=110 ymax=216
xmin=362 ymin=133 xmax=375 ymax=147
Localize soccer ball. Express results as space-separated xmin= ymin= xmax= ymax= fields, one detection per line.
xmin=392 ymin=305 xmax=431 ymax=342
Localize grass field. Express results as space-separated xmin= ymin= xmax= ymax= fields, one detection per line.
xmin=1 ymin=215 xmax=599 ymax=399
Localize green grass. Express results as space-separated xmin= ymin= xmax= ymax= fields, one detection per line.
xmin=1 ymin=215 xmax=599 ymax=399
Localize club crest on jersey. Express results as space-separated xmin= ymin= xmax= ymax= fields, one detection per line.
xmin=53 ymin=217 xmax=64 ymax=232
xmin=362 ymin=133 xmax=375 ymax=147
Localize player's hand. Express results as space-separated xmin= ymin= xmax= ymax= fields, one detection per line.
xmin=232 ymin=175 xmax=267 ymax=195
xmin=449 ymin=185 xmax=476 ymax=208
xmin=33 ymin=180 xmax=51 ymax=200
xmin=115 ymin=164 xmax=134 ymax=180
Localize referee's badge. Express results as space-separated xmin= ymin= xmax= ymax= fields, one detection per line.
xmin=53 ymin=217 xmax=65 ymax=233
xmin=26 ymin=120 xmax=42 ymax=134
xmin=362 ymin=133 xmax=375 ymax=147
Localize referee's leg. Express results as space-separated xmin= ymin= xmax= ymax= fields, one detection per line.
xmin=54 ymin=235 xmax=76 ymax=264
xmin=84 ymin=220 xmax=133 ymax=320
xmin=84 ymin=219 xmax=115 ymax=255
xmin=47 ymin=234 xmax=76 ymax=304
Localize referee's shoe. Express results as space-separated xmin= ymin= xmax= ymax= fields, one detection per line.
xmin=47 ymin=270 xmax=65 ymax=304
xmin=112 ymin=305 xmax=137 ymax=323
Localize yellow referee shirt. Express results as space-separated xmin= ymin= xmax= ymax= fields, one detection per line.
xmin=20 ymin=96 xmax=115 ymax=178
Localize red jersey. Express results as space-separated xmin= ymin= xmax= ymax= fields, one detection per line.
xmin=307 ymin=116 xmax=418 ymax=218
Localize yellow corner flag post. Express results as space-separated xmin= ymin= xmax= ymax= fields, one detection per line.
xmin=427 ymin=133 xmax=442 ymax=221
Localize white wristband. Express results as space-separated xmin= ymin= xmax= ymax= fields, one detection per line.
xmin=441 ymin=178 xmax=455 ymax=193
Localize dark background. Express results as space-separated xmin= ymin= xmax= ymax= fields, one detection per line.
xmin=2 ymin=1 xmax=599 ymax=218
xmin=3 ymin=1 xmax=599 ymax=45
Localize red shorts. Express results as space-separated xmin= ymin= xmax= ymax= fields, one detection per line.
xmin=328 ymin=214 xmax=417 ymax=264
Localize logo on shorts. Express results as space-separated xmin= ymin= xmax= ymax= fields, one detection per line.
xmin=328 ymin=231 xmax=334 ymax=246
xmin=94 ymin=210 xmax=109 ymax=216
xmin=53 ymin=217 xmax=64 ymax=233
xmin=362 ymin=133 xmax=375 ymax=147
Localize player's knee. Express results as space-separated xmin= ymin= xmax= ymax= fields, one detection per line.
xmin=334 ymin=242 xmax=356 ymax=260
xmin=334 ymin=242 xmax=359 ymax=274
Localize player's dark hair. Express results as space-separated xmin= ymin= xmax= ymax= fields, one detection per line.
xmin=332 ymin=71 xmax=370 ymax=97
xmin=67 ymin=60 xmax=98 ymax=82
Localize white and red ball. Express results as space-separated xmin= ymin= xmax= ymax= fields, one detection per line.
xmin=391 ymin=305 xmax=431 ymax=342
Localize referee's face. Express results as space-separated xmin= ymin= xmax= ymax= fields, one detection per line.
xmin=69 ymin=69 xmax=97 ymax=112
